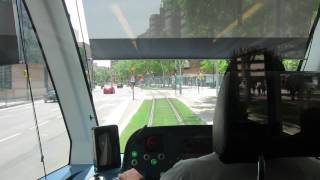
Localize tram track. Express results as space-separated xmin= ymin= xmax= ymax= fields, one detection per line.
xmin=158 ymin=90 xmax=185 ymax=125
xmin=146 ymin=90 xmax=185 ymax=126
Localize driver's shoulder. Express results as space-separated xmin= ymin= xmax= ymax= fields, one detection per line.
xmin=177 ymin=153 xmax=219 ymax=169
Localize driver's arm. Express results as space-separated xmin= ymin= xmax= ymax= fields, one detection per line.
xmin=118 ymin=160 xmax=189 ymax=180
xmin=118 ymin=168 xmax=144 ymax=180
xmin=118 ymin=153 xmax=218 ymax=180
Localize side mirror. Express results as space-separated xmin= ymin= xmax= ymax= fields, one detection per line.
xmin=92 ymin=125 xmax=121 ymax=172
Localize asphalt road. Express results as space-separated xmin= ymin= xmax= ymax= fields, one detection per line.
xmin=0 ymin=86 xmax=137 ymax=180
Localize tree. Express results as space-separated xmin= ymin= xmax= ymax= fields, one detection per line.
xmin=217 ymin=60 xmax=229 ymax=73
xmin=112 ymin=60 xmax=132 ymax=82
xmin=200 ymin=60 xmax=215 ymax=73
xmin=200 ymin=59 xmax=229 ymax=74
xmin=112 ymin=60 xmax=176 ymax=83
xmin=94 ymin=67 xmax=111 ymax=85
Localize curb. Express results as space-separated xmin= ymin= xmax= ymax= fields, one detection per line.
xmin=118 ymin=99 xmax=144 ymax=134
xmin=0 ymin=98 xmax=44 ymax=109
xmin=0 ymin=102 xmax=28 ymax=109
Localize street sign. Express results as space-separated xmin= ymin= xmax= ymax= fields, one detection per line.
xmin=130 ymin=75 xmax=135 ymax=83
xmin=23 ymin=69 xmax=27 ymax=77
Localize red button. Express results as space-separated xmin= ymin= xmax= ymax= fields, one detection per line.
xmin=147 ymin=136 xmax=158 ymax=148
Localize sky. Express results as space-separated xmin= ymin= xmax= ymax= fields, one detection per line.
xmin=93 ymin=60 xmax=110 ymax=67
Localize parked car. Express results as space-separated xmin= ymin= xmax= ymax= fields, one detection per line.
xmin=103 ymin=85 xmax=115 ymax=94
xmin=117 ymin=83 xmax=123 ymax=88
xmin=44 ymin=89 xmax=58 ymax=103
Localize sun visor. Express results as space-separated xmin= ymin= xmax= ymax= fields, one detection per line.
xmin=83 ymin=0 xmax=318 ymax=59
xmin=89 ymin=38 xmax=307 ymax=59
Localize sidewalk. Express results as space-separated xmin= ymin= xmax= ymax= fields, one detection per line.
xmin=101 ymin=87 xmax=145 ymax=134
xmin=145 ymin=86 xmax=217 ymax=124
xmin=160 ymin=87 xmax=217 ymax=125
xmin=0 ymin=96 xmax=44 ymax=109
xmin=0 ymin=99 xmax=29 ymax=109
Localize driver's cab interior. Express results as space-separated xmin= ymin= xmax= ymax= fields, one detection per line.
xmin=1 ymin=0 xmax=320 ymax=180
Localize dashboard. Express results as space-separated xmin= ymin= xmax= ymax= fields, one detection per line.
xmin=39 ymin=125 xmax=212 ymax=180
xmin=122 ymin=125 xmax=212 ymax=180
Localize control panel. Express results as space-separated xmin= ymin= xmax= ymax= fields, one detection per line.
xmin=122 ymin=125 xmax=212 ymax=180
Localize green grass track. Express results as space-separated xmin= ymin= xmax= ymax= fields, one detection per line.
xmin=152 ymin=98 xmax=180 ymax=126
xmin=120 ymin=100 xmax=152 ymax=152
xmin=170 ymin=99 xmax=204 ymax=125
xmin=119 ymin=98 xmax=203 ymax=152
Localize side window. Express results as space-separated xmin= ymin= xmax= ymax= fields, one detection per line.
xmin=0 ymin=1 xmax=69 ymax=179
xmin=0 ymin=1 xmax=46 ymax=179
xmin=17 ymin=0 xmax=70 ymax=175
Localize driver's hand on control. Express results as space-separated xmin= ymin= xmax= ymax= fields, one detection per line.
xmin=119 ymin=168 xmax=143 ymax=180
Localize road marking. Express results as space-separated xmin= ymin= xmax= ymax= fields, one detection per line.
xmin=0 ymin=133 xmax=22 ymax=143
xmin=29 ymin=121 xmax=50 ymax=130
xmin=147 ymin=92 xmax=155 ymax=127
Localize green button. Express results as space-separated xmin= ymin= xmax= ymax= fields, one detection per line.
xmin=151 ymin=159 xmax=158 ymax=166
xmin=131 ymin=151 xmax=138 ymax=158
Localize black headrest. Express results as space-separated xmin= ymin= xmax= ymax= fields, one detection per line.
xmin=213 ymin=49 xmax=285 ymax=163
xmin=213 ymin=49 xmax=320 ymax=163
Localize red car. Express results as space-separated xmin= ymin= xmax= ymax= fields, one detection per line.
xmin=103 ymin=85 xmax=115 ymax=94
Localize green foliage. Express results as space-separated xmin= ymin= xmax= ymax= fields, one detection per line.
xmin=112 ymin=60 xmax=132 ymax=81
xmin=282 ymin=59 xmax=299 ymax=71
xmin=217 ymin=60 xmax=229 ymax=73
xmin=171 ymin=99 xmax=203 ymax=125
xmin=152 ymin=98 xmax=180 ymax=126
xmin=112 ymin=60 xmax=176 ymax=81
xmin=200 ymin=60 xmax=229 ymax=73
xmin=200 ymin=60 xmax=215 ymax=73
xmin=119 ymin=98 xmax=203 ymax=152
xmin=94 ymin=67 xmax=111 ymax=85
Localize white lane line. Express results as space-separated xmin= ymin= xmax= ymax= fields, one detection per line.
xmin=0 ymin=133 xmax=22 ymax=143
xmin=29 ymin=120 xmax=50 ymax=130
